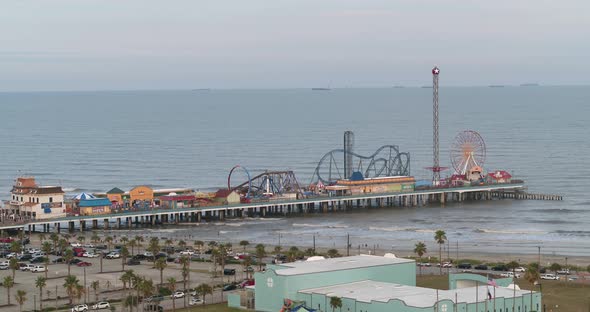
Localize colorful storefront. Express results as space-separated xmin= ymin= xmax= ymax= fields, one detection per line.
xmin=79 ymin=198 xmax=112 ymax=216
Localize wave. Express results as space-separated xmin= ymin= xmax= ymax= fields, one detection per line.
xmin=474 ymin=229 xmax=547 ymax=235
xmin=63 ymin=187 xmax=79 ymax=192
xmin=213 ymin=222 xmax=243 ymax=227
xmin=530 ymin=208 xmax=584 ymax=214
xmin=553 ymin=230 xmax=590 ymax=236
xmin=292 ymin=223 xmax=349 ymax=229
xmin=369 ymin=226 xmax=417 ymax=232
xmin=529 ymin=219 xmax=577 ymax=225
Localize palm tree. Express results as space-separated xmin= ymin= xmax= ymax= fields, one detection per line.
xmin=120 ymin=270 xmax=135 ymax=290
xmin=239 ymin=240 xmax=249 ymax=252
xmin=121 ymin=236 xmax=129 ymax=246
xmin=91 ymin=280 xmax=100 ymax=302
xmin=196 ymin=283 xmax=212 ymax=303
xmin=120 ymin=246 xmax=130 ymax=271
xmin=329 ymin=296 xmax=342 ymax=312
xmin=255 ymin=244 xmax=266 ymax=271
xmin=242 ymin=256 xmax=253 ymax=279
xmin=36 ymin=276 xmax=47 ymax=311
xmin=165 ymin=239 xmax=173 ymax=250
xmin=178 ymin=240 xmax=187 ymax=251
xmin=42 ymin=241 xmax=53 ymax=278
xmin=549 ymin=262 xmax=562 ymax=276
xmin=194 ymin=240 xmax=204 ymax=253
xmin=3 ymin=276 xmax=14 ymax=305
xmin=168 ymin=277 xmax=177 ymax=312
xmin=154 ymin=258 xmax=167 ymax=287
xmin=105 ymin=236 xmax=114 ymax=251
xmin=179 ymin=256 xmax=190 ymax=291
xmin=50 ymin=233 xmax=59 ymax=252
xmin=58 ymin=238 xmax=68 ymax=256
xmin=77 ymin=236 xmax=86 ymax=244
xmin=434 ymin=230 xmax=447 ymax=274
xmin=64 ymin=249 xmax=75 ymax=275
xmin=39 ymin=233 xmax=47 ymax=243
xmin=148 ymin=237 xmax=160 ymax=257
xmin=90 ymin=232 xmax=100 ymax=245
xmin=134 ymin=235 xmax=144 ymax=254
xmin=9 ymin=258 xmax=19 ymax=279
xmin=10 ymin=241 xmax=22 ymax=254
xmin=15 ymin=290 xmax=27 ymax=312
xmin=524 ymin=264 xmax=540 ymax=310
xmin=273 ymin=246 xmax=282 ymax=254
xmin=75 ymin=284 xmax=85 ymax=304
xmin=128 ymin=239 xmax=137 ymax=256
xmin=287 ymin=246 xmax=300 ymax=262
xmin=64 ymin=275 xmax=81 ymax=305
xmin=414 ymin=242 xmax=427 ymax=276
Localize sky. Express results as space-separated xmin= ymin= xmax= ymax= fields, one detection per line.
xmin=1 ymin=0 xmax=589 ymax=91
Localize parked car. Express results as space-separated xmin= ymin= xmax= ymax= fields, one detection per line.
xmin=500 ymin=272 xmax=521 ymax=278
xmin=52 ymin=257 xmax=65 ymax=263
xmin=541 ymin=274 xmax=559 ymax=280
xmin=71 ymin=304 xmax=89 ymax=312
xmin=83 ymin=252 xmax=99 ymax=258
xmin=31 ymin=265 xmax=47 ymax=273
xmin=240 ymin=279 xmax=255 ymax=288
xmin=17 ymin=254 xmax=33 ymax=261
xmin=6 ymin=252 xmax=18 ymax=259
xmin=77 ymin=261 xmax=92 ymax=267
xmin=144 ymin=295 xmax=164 ymax=303
xmin=127 ymin=259 xmax=140 ymax=265
xmin=189 ymin=298 xmax=204 ymax=305
xmin=143 ymin=252 xmax=154 ymax=258
xmin=474 ymin=264 xmax=488 ymax=270
xmin=514 ymin=267 xmax=526 ymax=272
xmin=243 ymin=266 xmax=254 ymax=273
xmin=170 ymin=291 xmax=185 ymax=299
xmin=69 ymin=259 xmax=82 ymax=265
xmin=557 ymin=269 xmax=570 ymax=275
xmin=223 ymin=283 xmax=237 ymax=291
xmin=133 ymin=254 xmax=147 ymax=260
xmin=91 ymin=301 xmax=110 ymax=310
xmin=457 ymin=263 xmax=472 ymax=269
xmin=223 ymin=268 xmax=236 ymax=275
xmin=30 ymin=256 xmax=47 ymax=264
xmin=70 ymin=243 xmax=82 ymax=248
xmin=21 ymin=264 xmax=35 ymax=271
xmin=0 ymin=263 xmax=9 ymax=270
xmin=106 ymin=253 xmax=120 ymax=259
xmin=442 ymin=262 xmax=453 ymax=268
xmin=179 ymin=250 xmax=195 ymax=256
xmin=492 ymin=264 xmax=508 ymax=271
xmin=0 ymin=260 xmax=9 ymax=266
xmin=83 ymin=244 xmax=95 ymax=248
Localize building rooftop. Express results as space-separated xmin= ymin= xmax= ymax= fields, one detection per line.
xmin=272 ymin=255 xmax=413 ymax=276
xmin=299 ymin=280 xmax=533 ymax=308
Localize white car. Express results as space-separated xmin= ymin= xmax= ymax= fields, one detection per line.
xmin=557 ymin=269 xmax=570 ymax=275
xmin=171 ymin=291 xmax=185 ymax=299
xmin=31 ymin=265 xmax=46 ymax=273
xmin=143 ymin=252 xmax=154 ymax=257
xmin=541 ymin=274 xmax=559 ymax=280
xmin=106 ymin=253 xmax=120 ymax=259
xmin=91 ymin=302 xmax=110 ymax=310
xmin=0 ymin=260 xmax=9 ymax=266
xmin=32 ymin=252 xmax=47 ymax=258
xmin=179 ymin=250 xmax=195 ymax=256
xmin=514 ymin=267 xmax=526 ymax=272
xmin=83 ymin=252 xmax=99 ymax=258
xmin=189 ymin=298 xmax=204 ymax=305
xmin=84 ymin=244 xmax=95 ymax=248
xmin=501 ymin=272 xmax=521 ymax=278
xmin=70 ymin=243 xmax=82 ymax=248
xmin=6 ymin=252 xmax=18 ymax=259
xmin=71 ymin=304 xmax=89 ymax=312
xmin=27 ymin=248 xmax=41 ymax=254
xmin=21 ymin=264 xmax=35 ymax=271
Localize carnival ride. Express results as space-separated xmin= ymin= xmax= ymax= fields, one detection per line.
xmin=311 ymin=145 xmax=411 ymax=184
xmin=228 ymin=165 xmax=302 ymax=199
xmin=450 ymin=130 xmax=486 ymax=176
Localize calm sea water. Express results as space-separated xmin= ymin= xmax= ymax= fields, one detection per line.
xmin=1 ymin=87 xmax=589 ymax=256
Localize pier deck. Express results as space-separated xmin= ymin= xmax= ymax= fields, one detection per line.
xmin=0 ymin=183 xmax=560 ymax=232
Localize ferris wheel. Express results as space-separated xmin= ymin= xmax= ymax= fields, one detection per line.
xmin=450 ymin=130 xmax=486 ymax=175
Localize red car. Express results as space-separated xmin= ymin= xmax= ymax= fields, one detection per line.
xmin=77 ymin=261 xmax=92 ymax=267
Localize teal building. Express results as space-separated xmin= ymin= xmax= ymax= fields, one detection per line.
xmin=233 ymin=255 xmax=542 ymax=312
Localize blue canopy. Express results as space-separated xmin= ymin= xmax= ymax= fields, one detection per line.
xmin=79 ymin=198 xmax=112 ymax=207
xmin=72 ymin=192 xmax=96 ymax=200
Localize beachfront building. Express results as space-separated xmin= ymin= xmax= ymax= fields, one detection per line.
xmin=230 ymin=255 xmax=541 ymax=312
xmin=4 ymin=177 xmax=66 ymax=220
xmin=214 ymin=189 xmax=241 ymax=204
xmin=106 ymin=187 xmax=125 ymax=204
xmin=79 ymin=198 xmax=112 ymax=216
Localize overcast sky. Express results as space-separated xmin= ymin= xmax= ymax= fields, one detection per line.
xmin=1 ymin=0 xmax=589 ymax=91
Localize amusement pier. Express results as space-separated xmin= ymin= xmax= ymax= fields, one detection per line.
xmin=0 ymin=67 xmax=562 ymax=235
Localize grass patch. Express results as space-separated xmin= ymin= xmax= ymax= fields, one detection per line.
xmin=417 ymin=275 xmax=590 ymax=311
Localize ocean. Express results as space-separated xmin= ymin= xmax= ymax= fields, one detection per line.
xmin=1 ymin=87 xmax=589 ymax=256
